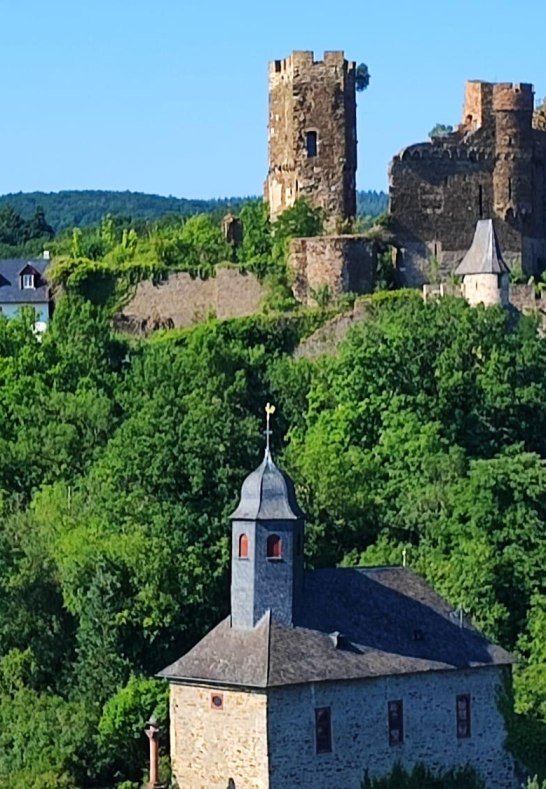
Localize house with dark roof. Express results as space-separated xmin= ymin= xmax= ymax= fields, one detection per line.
xmin=0 ymin=257 xmax=52 ymax=328
xmin=160 ymin=444 xmax=517 ymax=788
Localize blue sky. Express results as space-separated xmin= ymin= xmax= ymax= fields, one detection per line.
xmin=1 ymin=0 xmax=545 ymax=198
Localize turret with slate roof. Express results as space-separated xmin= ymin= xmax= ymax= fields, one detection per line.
xmin=456 ymin=219 xmax=511 ymax=306
xmin=229 ymin=403 xmax=305 ymax=629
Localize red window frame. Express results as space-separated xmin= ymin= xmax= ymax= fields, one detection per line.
xmin=388 ymin=700 xmax=404 ymax=745
xmin=456 ymin=694 xmax=471 ymax=738
xmin=315 ymin=706 xmax=332 ymax=753
xmin=238 ymin=533 xmax=249 ymax=559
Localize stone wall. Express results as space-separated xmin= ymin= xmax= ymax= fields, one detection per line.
xmin=267 ymin=667 xmax=516 ymax=789
xmin=265 ymin=51 xmax=357 ymax=224
xmin=390 ymin=80 xmax=546 ymax=284
xmin=169 ymin=683 xmax=269 ymax=788
xmin=289 ymin=236 xmax=376 ymax=305
xmin=116 ymin=266 xmax=266 ymax=334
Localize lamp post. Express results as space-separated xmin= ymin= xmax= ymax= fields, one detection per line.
xmin=145 ymin=715 xmax=162 ymax=789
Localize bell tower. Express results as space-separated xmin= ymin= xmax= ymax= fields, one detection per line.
xmin=229 ymin=405 xmax=305 ymax=630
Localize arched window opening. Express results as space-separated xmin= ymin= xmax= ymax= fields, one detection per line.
xmin=238 ymin=533 xmax=249 ymax=559
xmin=266 ymin=534 xmax=282 ymax=559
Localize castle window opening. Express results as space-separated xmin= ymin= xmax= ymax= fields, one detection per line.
xmin=388 ymin=700 xmax=404 ymax=745
xmin=315 ymin=707 xmax=332 ymax=753
xmin=306 ymin=131 xmax=318 ymax=158
xmin=266 ymin=534 xmax=282 ymax=559
xmin=508 ymin=178 xmax=512 ymax=201
xmin=456 ymin=694 xmax=471 ymax=738
xmin=478 ymin=185 xmax=484 ymax=219
xmin=238 ymin=533 xmax=249 ymax=559
xmin=275 ymin=60 xmax=282 ymax=73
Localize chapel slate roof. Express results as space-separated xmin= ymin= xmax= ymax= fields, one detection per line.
xmin=455 ymin=219 xmax=510 ymax=276
xmin=158 ymin=567 xmax=513 ymax=688
xmin=0 ymin=259 xmax=50 ymax=304
xmin=229 ymin=448 xmax=305 ymax=521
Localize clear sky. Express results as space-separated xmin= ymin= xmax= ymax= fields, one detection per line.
xmin=1 ymin=0 xmax=545 ymax=198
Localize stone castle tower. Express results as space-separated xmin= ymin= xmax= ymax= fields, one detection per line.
xmin=390 ymin=80 xmax=546 ymax=285
xmin=265 ymin=50 xmax=357 ymax=224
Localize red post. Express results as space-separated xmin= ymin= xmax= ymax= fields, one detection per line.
xmin=145 ymin=716 xmax=161 ymax=789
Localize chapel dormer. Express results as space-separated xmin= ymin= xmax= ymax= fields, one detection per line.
xmin=229 ymin=406 xmax=305 ymax=630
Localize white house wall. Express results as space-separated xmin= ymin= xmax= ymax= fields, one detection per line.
xmin=0 ymin=303 xmax=49 ymax=322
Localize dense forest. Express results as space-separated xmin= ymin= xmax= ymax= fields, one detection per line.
xmin=0 ymin=202 xmax=543 ymax=787
xmin=0 ymin=189 xmax=388 ymax=233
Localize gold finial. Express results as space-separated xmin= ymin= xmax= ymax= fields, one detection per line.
xmin=265 ymin=402 xmax=276 ymax=451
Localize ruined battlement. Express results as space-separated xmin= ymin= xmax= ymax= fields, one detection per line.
xmin=492 ymin=83 xmax=534 ymax=113
xmin=390 ymin=78 xmax=546 ymax=285
xmin=269 ymin=50 xmax=352 ymax=77
xmin=462 ymin=81 xmax=494 ymax=130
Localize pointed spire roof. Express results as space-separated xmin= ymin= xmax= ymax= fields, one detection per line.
xmin=230 ymin=449 xmax=305 ymax=521
xmin=455 ymin=219 xmax=510 ymax=276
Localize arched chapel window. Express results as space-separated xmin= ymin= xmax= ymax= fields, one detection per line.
xmin=266 ymin=534 xmax=282 ymax=559
xmin=238 ymin=533 xmax=249 ymax=559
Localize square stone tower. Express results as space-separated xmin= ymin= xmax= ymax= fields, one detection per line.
xmin=265 ymin=50 xmax=357 ymax=224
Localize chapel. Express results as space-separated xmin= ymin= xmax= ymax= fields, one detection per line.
xmin=159 ymin=428 xmax=516 ymax=788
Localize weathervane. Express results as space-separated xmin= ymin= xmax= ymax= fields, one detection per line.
xmin=264 ymin=402 xmax=276 ymax=451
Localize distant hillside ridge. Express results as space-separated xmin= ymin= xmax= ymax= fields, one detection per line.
xmin=0 ymin=189 xmax=388 ymax=232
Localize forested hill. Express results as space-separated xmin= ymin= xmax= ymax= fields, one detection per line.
xmin=0 ymin=189 xmax=388 ymax=232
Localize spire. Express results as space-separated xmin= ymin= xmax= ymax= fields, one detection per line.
xmin=230 ymin=403 xmax=304 ymax=521
xmin=455 ymin=219 xmax=510 ymax=276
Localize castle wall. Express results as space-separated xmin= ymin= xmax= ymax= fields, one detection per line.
xmin=116 ymin=266 xmax=266 ymax=334
xmin=169 ymin=683 xmax=269 ymax=788
xmin=267 ymin=667 xmax=516 ymax=789
xmin=390 ymin=81 xmax=546 ymax=283
xmin=266 ymin=51 xmax=357 ymax=224
xmin=289 ymin=235 xmax=376 ymax=304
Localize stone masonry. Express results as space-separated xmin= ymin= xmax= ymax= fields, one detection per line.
xmin=169 ymin=684 xmax=269 ymax=788
xmin=390 ymin=80 xmax=546 ymax=285
xmin=168 ymin=666 xmax=515 ymax=788
xmin=265 ymin=51 xmax=357 ymax=226
xmin=115 ymin=266 xmax=266 ymax=334
xmin=266 ymin=667 xmax=515 ymax=789
xmin=289 ymin=235 xmax=376 ymax=305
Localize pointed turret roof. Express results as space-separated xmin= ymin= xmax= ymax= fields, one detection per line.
xmin=229 ymin=449 xmax=304 ymax=521
xmin=455 ymin=219 xmax=510 ymax=276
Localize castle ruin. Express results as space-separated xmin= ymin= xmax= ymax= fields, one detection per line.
xmin=390 ymin=81 xmax=546 ymax=285
xmin=265 ymin=50 xmax=357 ymax=225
